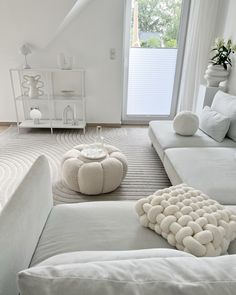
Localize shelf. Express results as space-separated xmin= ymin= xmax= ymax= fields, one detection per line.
xmin=10 ymin=68 xmax=85 ymax=73
xmin=10 ymin=67 xmax=86 ymax=134
xmin=19 ymin=120 xmax=86 ymax=129
xmin=16 ymin=95 xmax=84 ymax=102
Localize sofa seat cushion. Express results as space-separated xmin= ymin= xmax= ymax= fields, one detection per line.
xmin=30 ymin=201 xmax=173 ymax=266
xmin=36 ymin=249 xmax=192 ymax=267
xmin=163 ymin=148 xmax=236 ymax=205
xmin=19 ymin=254 xmax=236 ymax=295
xmin=149 ymin=121 xmax=236 ymax=160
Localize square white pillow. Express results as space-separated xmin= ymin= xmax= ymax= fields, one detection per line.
xmin=135 ymin=184 xmax=236 ymax=257
xmin=211 ymin=90 xmax=236 ymax=141
xmin=199 ymin=106 xmax=230 ymax=142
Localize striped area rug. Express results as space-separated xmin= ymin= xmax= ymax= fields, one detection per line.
xmin=0 ymin=126 xmax=170 ymax=207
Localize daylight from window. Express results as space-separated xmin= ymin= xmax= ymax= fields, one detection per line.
xmin=127 ymin=0 xmax=182 ymax=116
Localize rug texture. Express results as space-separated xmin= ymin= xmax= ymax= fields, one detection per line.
xmin=0 ymin=126 xmax=170 ymax=207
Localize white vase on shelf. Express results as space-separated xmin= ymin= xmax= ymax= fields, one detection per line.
xmin=57 ymin=53 xmax=73 ymax=70
xmin=30 ymin=108 xmax=42 ymax=124
xmin=62 ymin=105 xmax=74 ymax=124
xmin=204 ymin=64 xmax=229 ymax=87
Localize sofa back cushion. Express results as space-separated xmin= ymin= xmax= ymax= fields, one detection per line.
xmin=211 ymin=90 xmax=236 ymax=141
xmin=199 ymin=106 xmax=230 ymax=142
xmin=0 ymin=156 xmax=53 ymax=295
xmin=18 ymin=253 xmax=236 ymax=295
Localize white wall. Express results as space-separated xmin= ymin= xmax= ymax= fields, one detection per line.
xmin=221 ymin=0 xmax=236 ymax=95
xmin=0 ymin=0 xmax=124 ymax=124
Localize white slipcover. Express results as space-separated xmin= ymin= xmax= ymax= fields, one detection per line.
xmin=30 ymin=201 xmax=173 ymax=266
xmin=18 ymin=254 xmax=236 ymax=295
xmin=149 ymin=121 xmax=236 ymax=160
xmin=0 ymin=156 xmax=53 ymax=295
xmin=163 ymin=147 xmax=236 ymax=205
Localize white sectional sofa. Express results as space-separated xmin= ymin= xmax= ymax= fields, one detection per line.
xmin=1 ymin=156 xmax=236 ymax=295
xmin=149 ymin=120 xmax=236 ymax=205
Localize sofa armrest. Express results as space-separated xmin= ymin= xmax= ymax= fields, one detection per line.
xmin=0 ymin=155 xmax=53 ymax=295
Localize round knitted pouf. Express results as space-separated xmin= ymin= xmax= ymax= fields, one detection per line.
xmin=173 ymin=111 xmax=199 ymax=136
xmin=61 ymin=144 xmax=128 ymax=195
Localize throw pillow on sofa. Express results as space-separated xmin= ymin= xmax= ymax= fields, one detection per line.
xmin=199 ymin=106 xmax=230 ymax=142
xmin=135 ymin=184 xmax=236 ymax=257
xmin=211 ymin=90 xmax=236 ymax=141
xmin=173 ymin=111 xmax=199 ymax=136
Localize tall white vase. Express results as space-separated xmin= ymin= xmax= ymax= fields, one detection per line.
xmin=204 ymin=64 xmax=229 ymax=87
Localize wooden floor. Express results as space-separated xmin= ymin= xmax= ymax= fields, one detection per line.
xmin=0 ymin=126 xmax=10 ymax=133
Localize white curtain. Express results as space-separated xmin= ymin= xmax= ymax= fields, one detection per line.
xmin=178 ymin=0 xmax=225 ymax=112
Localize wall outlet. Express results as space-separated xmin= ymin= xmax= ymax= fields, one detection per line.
xmin=110 ymin=48 xmax=116 ymax=60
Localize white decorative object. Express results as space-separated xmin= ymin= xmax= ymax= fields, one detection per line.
xmin=94 ymin=126 xmax=104 ymax=150
xmin=62 ymin=105 xmax=74 ymax=125
xmin=21 ymin=75 xmax=44 ymax=97
xmin=196 ymin=84 xmax=219 ymax=115
xmin=173 ymin=111 xmax=199 ymax=136
xmin=30 ymin=108 xmax=42 ymax=124
xmin=81 ymin=148 xmax=107 ymax=160
xmin=204 ymin=64 xmax=229 ymax=87
xmin=61 ymin=90 xmax=75 ymax=97
xmin=57 ymin=53 xmax=73 ymax=70
xmin=135 ymin=183 xmax=236 ymax=257
xmin=80 ymin=126 xmax=106 ymax=159
xmin=19 ymin=43 xmax=32 ymax=69
xmin=199 ymin=106 xmax=230 ymax=142
xmin=211 ymin=90 xmax=236 ymax=142
xmin=61 ymin=144 xmax=128 ymax=195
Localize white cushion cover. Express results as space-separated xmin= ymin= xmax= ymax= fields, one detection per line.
xmin=199 ymin=106 xmax=230 ymax=142
xmin=136 ymin=184 xmax=236 ymax=256
xmin=18 ymin=255 xmax=236 ymax=295
xmin=61 ymin=144 xmax=128 ymax=195
xmin=30 ymin=201 xmax=174 ymax=266
xmin=37 ymin=248 xmax=192 ymax=267
xmin=148 ymin=121 xmax=236 ymax=161
xmin=173 ymin=111 xmax=199 ymax=136
xmin=0 ymin=156 xmax=53 ymax=295
xmin=211 ymin=90 xmax=236 ymax=141
xmin=163 ymin=147 xmax=236 ymax=205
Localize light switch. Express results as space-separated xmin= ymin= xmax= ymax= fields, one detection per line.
xmin=110 ymin=48 xmax=116 ymax=60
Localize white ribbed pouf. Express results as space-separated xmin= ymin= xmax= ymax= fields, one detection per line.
xmin=61 ymin=144 xmax=128 ymax=195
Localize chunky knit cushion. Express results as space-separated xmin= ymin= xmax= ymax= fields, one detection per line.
xmin=135 ymin=184 xmax=236 ymax=257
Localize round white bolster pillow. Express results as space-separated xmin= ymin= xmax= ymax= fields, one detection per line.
xmin=173 ymin=111 xmax=199 ymax=136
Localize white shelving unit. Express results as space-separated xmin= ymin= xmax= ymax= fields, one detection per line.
xmin=10 ymin=68 xmax=86 ymax=134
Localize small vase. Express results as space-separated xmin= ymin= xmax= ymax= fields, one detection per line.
xmin=57 ymin=53 xmax=73 ymax=70
xmin=94 ymin=126 xmax=104 ymax=151
xmin=204 ymin=64 xmax=229 ymax=87
xmin=62 ymin=105 xmax=74 ymax=124
xmin=30 ymin=107 xmax=42 ymax=124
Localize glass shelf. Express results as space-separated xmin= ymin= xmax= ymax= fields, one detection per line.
xmin=19 ymin=119 xmax=86 ymax=129
xmin=15 ymin=95 xmax=83 ymax=102
xmin=10 ymin=68 xmax=86 ymax=134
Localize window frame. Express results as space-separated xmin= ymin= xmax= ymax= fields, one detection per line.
xmin=122 ymin=0 xmax=191 ymax=123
